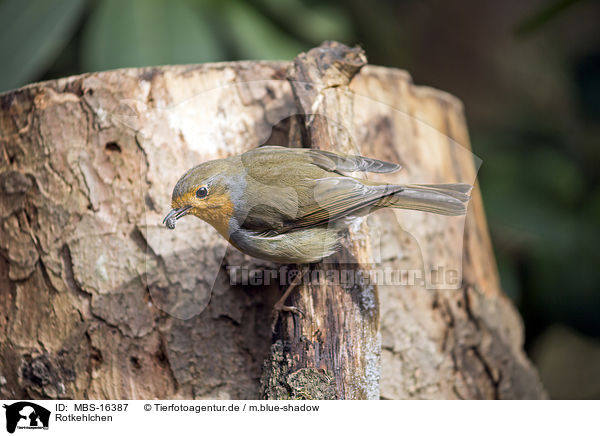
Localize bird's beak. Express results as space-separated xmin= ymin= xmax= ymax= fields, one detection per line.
xmin=162 ymin=205 xmax=192 ymax=229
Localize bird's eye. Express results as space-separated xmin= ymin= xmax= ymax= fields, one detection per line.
xmin=196 ymin=186 xmax=208 ymax=199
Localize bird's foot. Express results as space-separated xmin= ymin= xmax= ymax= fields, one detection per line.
xmin=270 ymin=267 xmax=307 ymax=333
xmin=271 ymin=303 xmax=304 ymax=332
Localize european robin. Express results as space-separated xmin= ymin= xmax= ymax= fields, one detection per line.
xmin=163 ymin=145 xmax=471 ymax=327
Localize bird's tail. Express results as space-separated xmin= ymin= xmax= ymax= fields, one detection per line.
xmin=379 ymin=183 xmax=472 ymax=216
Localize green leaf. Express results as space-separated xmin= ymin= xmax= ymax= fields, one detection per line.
xmin=253 ymin=0 xmax=353 ymax=44
xmin=223 ymin=0 xmax=306 ymax=60
xmin=0 ymin=0 xmax=87 ymax=93
xmin=81 ymin=0 xmax=223 ymax=73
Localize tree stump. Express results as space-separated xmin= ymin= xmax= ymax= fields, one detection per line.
xmin=0 ymin=42 xmax=545 ymax=399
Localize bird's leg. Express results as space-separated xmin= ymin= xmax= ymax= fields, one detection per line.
xmin=271 ymin=266 xmax=307 ymax=332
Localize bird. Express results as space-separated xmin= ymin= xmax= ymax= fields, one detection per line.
xmin=163 ymin=145 xmax=471 ymax=328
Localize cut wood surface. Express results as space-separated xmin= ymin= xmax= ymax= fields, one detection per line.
xmin=0 ymin=42 xmax=545 ymax=399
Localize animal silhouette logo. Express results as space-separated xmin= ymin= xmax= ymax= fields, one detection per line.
xmin=2 ymin=402 xmax=50 ymax=433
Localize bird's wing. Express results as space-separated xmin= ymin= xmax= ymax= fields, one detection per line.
xmin=305 ymin=149 xmax=400 ymax=173
xmin=281 ymin=177 xmax=402 ymax=231
xmin=237 ymin=147 xmax=401 ymax=234
xmin=257 ymin=145 xmax=401 ymax=174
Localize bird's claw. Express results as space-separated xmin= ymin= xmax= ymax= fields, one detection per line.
xmin=271 ymin=303 xmax=304 ymax=333
xmin=270 ymin=266 xmax=307 ymax=333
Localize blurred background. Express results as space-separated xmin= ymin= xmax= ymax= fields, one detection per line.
xmin=0 ymin=0 xmax=598 ymax=398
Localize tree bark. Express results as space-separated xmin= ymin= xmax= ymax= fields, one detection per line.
xmin=0 ymin=42 xmax=545 ymax=399
xmin=260 ymin=43 xmax=381 ymax=400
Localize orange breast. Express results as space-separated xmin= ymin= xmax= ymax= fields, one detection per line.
xmin=190 ymin=191 xmax=235 ymax=240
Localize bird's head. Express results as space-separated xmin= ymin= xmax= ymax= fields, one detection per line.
xmin=163 ymin=159 xmax=237 ymax=237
